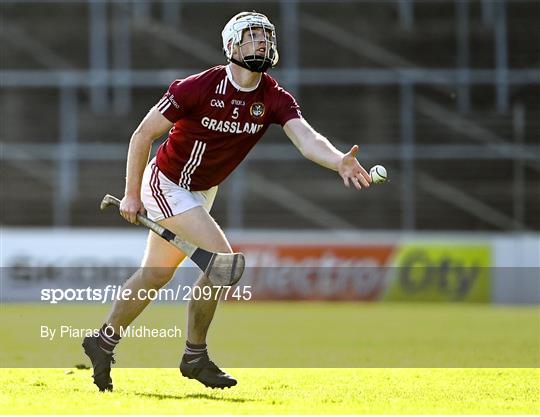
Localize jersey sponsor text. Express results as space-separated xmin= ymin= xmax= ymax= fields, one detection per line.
xmin=201 ymin=116 xmax=263 ymax=134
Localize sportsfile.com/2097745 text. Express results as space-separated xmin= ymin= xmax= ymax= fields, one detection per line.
xmin=40 ymin=285 xmax=252 ymax=304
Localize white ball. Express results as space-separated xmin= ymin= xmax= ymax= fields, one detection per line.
xmin=370 ymin=165 xmax=387 ymax=184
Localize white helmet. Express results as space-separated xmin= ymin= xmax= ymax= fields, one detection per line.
xmin=221 ymin=11 xmax=279 ymax=73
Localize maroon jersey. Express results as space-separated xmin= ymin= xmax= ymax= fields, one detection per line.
xmin=155 ymin=65 xmax=302 ymax=190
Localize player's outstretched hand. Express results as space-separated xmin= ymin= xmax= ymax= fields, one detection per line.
xmin=338 ymin=145 xmax=372 ymax=190
xmin=120 ymin=194 xmax=145 ymax=224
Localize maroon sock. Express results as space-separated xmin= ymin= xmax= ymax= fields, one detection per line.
xmin=184 ymin=341 xmax=207 ymax=361
xmin=98 ymin=323 xmax=121 ymax=354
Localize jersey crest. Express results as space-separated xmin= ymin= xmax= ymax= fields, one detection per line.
xmin=250 ymin=102 xmax=265 ymax=118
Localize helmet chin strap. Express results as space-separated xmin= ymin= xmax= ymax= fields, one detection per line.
xmin=230 ymin=56 xmax=272 ymax=73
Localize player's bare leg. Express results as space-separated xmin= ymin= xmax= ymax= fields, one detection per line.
xmin=105 ymin=231 xmax=186 ymax=331
xmin=83 ymin=230 xmax=186 ymax=391
xmin=158 ymin=208 xmax=232 ymax=345
xmin=159 ymin=207 xmax=238 ymax=389
xmin=187 ymin=274 xmax=221 ymax=343
xmin=160 ymin=207 xmax=232 ymax=345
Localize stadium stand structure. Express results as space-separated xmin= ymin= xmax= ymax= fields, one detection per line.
xmin=1 ymin=1 xmax=539 ymax=230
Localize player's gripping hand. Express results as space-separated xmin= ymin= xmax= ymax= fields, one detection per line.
xmin=338 ymin=145 xmax=372 ymax=190
xmin=120 ymin=194 xmax=145 ymax=224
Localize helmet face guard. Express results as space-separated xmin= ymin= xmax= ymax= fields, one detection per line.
xmin=222 ymin=12 xmax=279 ymax=73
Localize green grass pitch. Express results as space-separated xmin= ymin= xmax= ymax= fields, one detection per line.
xmin=3 ymin=368 xmax=539 ymax=414
xmin=1 ymin=302 xmax=539 ymax=414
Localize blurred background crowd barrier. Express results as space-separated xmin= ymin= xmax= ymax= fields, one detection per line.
xmin=1 ymin=1 xmax=539 ymax=304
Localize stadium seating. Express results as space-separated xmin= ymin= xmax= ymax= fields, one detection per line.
xmin=1 ymin=1 xmax=538 ymax=230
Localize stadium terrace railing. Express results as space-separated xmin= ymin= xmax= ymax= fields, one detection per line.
xmin=1 ymin=0 xmax=539 ymax=230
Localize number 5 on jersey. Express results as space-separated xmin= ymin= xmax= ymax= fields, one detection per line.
xmin=232 ymin=107 xmax=239 ymax=119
